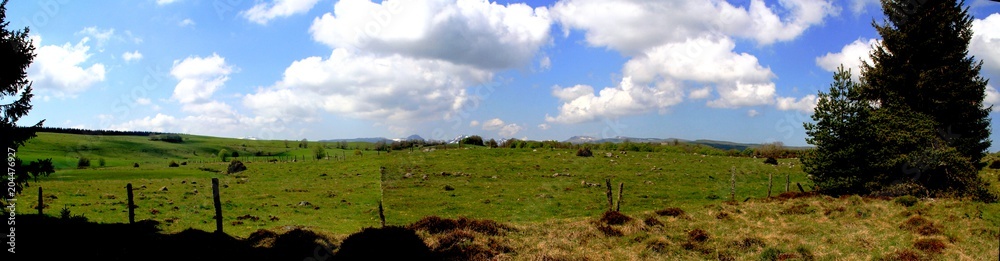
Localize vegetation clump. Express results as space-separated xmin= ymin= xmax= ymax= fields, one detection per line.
xmin=599 ymin=211 xmax=632 ymax=225
xmin=226 ymin=160 xmax=247 ymax=174
xmin=894 ymin=195 xmax=919 ymax=207
xmin=576 ymin=147 xmax=593 ymax=157
xmin=655 ymin=207 xmax=685 ymax=217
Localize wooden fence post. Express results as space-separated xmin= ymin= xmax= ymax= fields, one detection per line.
xmin=767 ymin=172 xmax=773 ymax=198
xmin=616 ymin=182 xmax=624 ymax=212
xmin=729 ymin=167 xmax=736 ymax=202
xmin=126 ymin=183 xmax=135 ymax=225
xmin=785 ymin=173 xmax=790 ymax=192
xmin=605 ymin=179 xmax=613 ymax=212
xmin=37 ymin=187 xmax=43 ymax=215
xmin=378 ymin=200 xmax=386 ymax=228
xmin=797 ymin=183 xmax=805 ymax=193
xmin=212 ymin=178 xmax=223 ymax=234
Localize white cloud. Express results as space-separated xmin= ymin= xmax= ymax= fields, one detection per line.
xmin=551 ymin=84 xmax=593 ymax=101
xmin=985 ymin=84 xmax=1000 ymax=112
xmin=971 ymin=14 xmax=1000 ymax=78
xmin=110 ymin=112 xmax=279 ymax=137
xmin=123 ymin=50 xmax=143 ymax=62
xmin=243 ymin=0 xmax=320 ymax=25
xmin=27 ymin=36 xmax=107 ymax=97
xmin=546 ymin=77 xmax=683 ymax=124
xmin=537 ymin=123 xmax=550 ymax=130
xmin=539 ymin=56 xmax=551 ymax=71
xmin=156 ymin=0 xmax=179 ymax=5
xmin=179 ymin=18 xmax=195 ymax=27
xmin=747 ymin=109 xmax=760 ymax=117
xmin=243 ymin=48 xmax=492 ymax=126
xmin=499 ymin=123 xmax=523 ymax=137
xmin=469 ymin=120 xmax=480 ymax=127
xmin=136 ymin=98 xmax=152 ymax=105
xmin=689 ymin=87 xmax=712 ymax=100
xmin=76 ymin=27 xmax=115 ymax=47
xmin=551 ymin=0 xmax=837 ymax=55
xmin=849 ymin=0 xmax=878 ymax=15
xmin=125 ymin=30 xmax=143 ymax=44
xmin=482 ymin=118 xmax=505 ymax=130
xmin=545 ymin=0 xmax=837 ymax=123
xmin=815 ymin=38 xmax=880 ymax=81
xmin=170 ymin=53 xmax=233 ymax=104
xmin=309 ymin=0 xmax=552 ymax=70
xmin=775 ymin=95 xmax=818 ymax=113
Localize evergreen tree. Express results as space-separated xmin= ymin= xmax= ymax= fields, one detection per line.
xmin=1 ymin=0 xmax=54 ymax=198
xmin=806 ymin=0 xmax=996 ymax=200
xmin=860 ymin=0 xmax=991 ymax=165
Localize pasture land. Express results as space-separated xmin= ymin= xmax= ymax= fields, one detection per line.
xmin=9 ymin=132 xmax=1000 ymax=260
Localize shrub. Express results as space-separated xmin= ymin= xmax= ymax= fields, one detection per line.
xmin=990 ymin=160 xmax=1000 ymax=169
xmin=98 ymin=158 xmax=106 ymax=167
xmin=314 ymin=145 xmax=326 ymax=160
xmin=894 ymin=195 xmax=919 ymax=207
xmin=354 ymin=149 xmax=362 ymax=156
xmin=576 ymin=147 xmax=593 ymax=157
xmin=219 ymin=149 xmax=229 ymax=162
xmin=760 ymin=247 xmax=782 ymax=261
xmin=227 ymin=160 xmax=247 ymax=174
xmin=168 ymin=161 xmax=180 ymax=167
xmin=133 ymin=163 xmax=139 ymax=168
xmin=149 ymin=134 xmax=183 ymax=143
xmin=77 ymin=157 xmax=91 ymax=169
xmin=763 ymin=157 xmax=778 ymax=165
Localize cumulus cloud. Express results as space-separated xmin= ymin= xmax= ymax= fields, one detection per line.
xmin=469 ymin=120 xmax=480 ymax=127
xmin=499 ymin=123 xmax=523 ymax=137
xmin=243 ymin=48 xmax=492 ymax=126
xmin=985 ymin=84 xmax=1000 ymax=112
xmin=551 ymin=0 xmax=837 ymax=55
xmin=546 ymin=0 xmax=835 ymax=124
xmin=243 ymin=0 xmax=320 ymax=25
xmin=170 ymin=53 xmax=233 ymax=104
xmin=482 ymin=118 xmax=505 ymax=130
xmin=27 ymin=36 xmax=106 ymax=97
xmin=747 ymin=109 xmax=760 ymax=117
xmin=309 ymin=0 xmax=552 ymax=70
xmin=76 ymin=27 xmax=115 ymax=48
xmin=775 ymin=95 xmax=818 ymax=113
xmin=971 ymin=14 xmax=1000 ymax=78
xmin=815 ymin=38 xmax=880 ymax=81
xmin=123 ymin=50 xmax=143 ymax=62
xmin=537 ymin=123 xmax=550 ymax=130
xmin=546 ymin=77 xmax=683 ymax=124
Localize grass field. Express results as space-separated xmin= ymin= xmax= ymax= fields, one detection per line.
xmin=8 ymin=132 xmax=1000 ymax=260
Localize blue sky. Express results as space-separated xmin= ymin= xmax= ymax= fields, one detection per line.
xmin=6 ymin=0 xmax=1000 ymax=148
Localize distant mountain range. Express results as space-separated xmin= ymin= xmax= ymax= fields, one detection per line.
xmin=322 ymin=134 xmax=809 ymax=151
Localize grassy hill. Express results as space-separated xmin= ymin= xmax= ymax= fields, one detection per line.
xmin=7 ymin=131 xmax=999 ymax=260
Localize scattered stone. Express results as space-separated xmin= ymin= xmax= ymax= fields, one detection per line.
xmin=190 ymin=181 xmax=197 ymax=185
xmin=181 ymin=180 xmax=187 ymax=184
xmin=444 ymin=185 xmax=455 ymax=191
xmin=421 ymin=174 xmax=428 ymax=180
xmin=404 ymin=173 xmax=413 ymax=179
xmin=298 ymin=201 xmax=312 ymax=207
xmin=441 ymin=172 xmax=451 ymax=177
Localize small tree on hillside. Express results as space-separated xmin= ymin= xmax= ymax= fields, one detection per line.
xmin=219 ymin=149 xmax=229 ymax=162
xmin=314 ymin=145 xmax=326 ymax=160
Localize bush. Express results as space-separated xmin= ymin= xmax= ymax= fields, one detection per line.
xmin=219 ymin=149 xmax=229 ymax=162
xmin=894 ymin=195 xmax=919 ymax=207
xmin=576 ymin=147 xmax=593 ymax=157
xmin=763 ymin=157 xmax=778 ymax=165
xmin=354 ymin=149 xmax=362 ymax=156
xmin=227 ymin=160 xmax=247 ymax=174
xmin=314 ymin=146 xmax=326 ymax=160
xmin=133 ymin=163 xmax=139 ymax=168
xmin=77 ymin=157 xmax=91 ymax=169
xmin=149 ymin=134 xmax=183 ymax=143
xmin=990 ymin=160 xmax=1000 ymax=169
xmin=98 ymin=158 xmax=106 ymax=167
xmin=168 ymin=161 xmax=180 ymax=168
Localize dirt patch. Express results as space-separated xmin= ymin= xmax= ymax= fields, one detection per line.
xmin=599 ymin=211 xmax=632 ymax=225
xmin=655 ymin=207 xmax=685 ymax=217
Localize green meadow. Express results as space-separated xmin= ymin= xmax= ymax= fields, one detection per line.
xmin=11 ymin=132 xmax=1000 ymax=260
